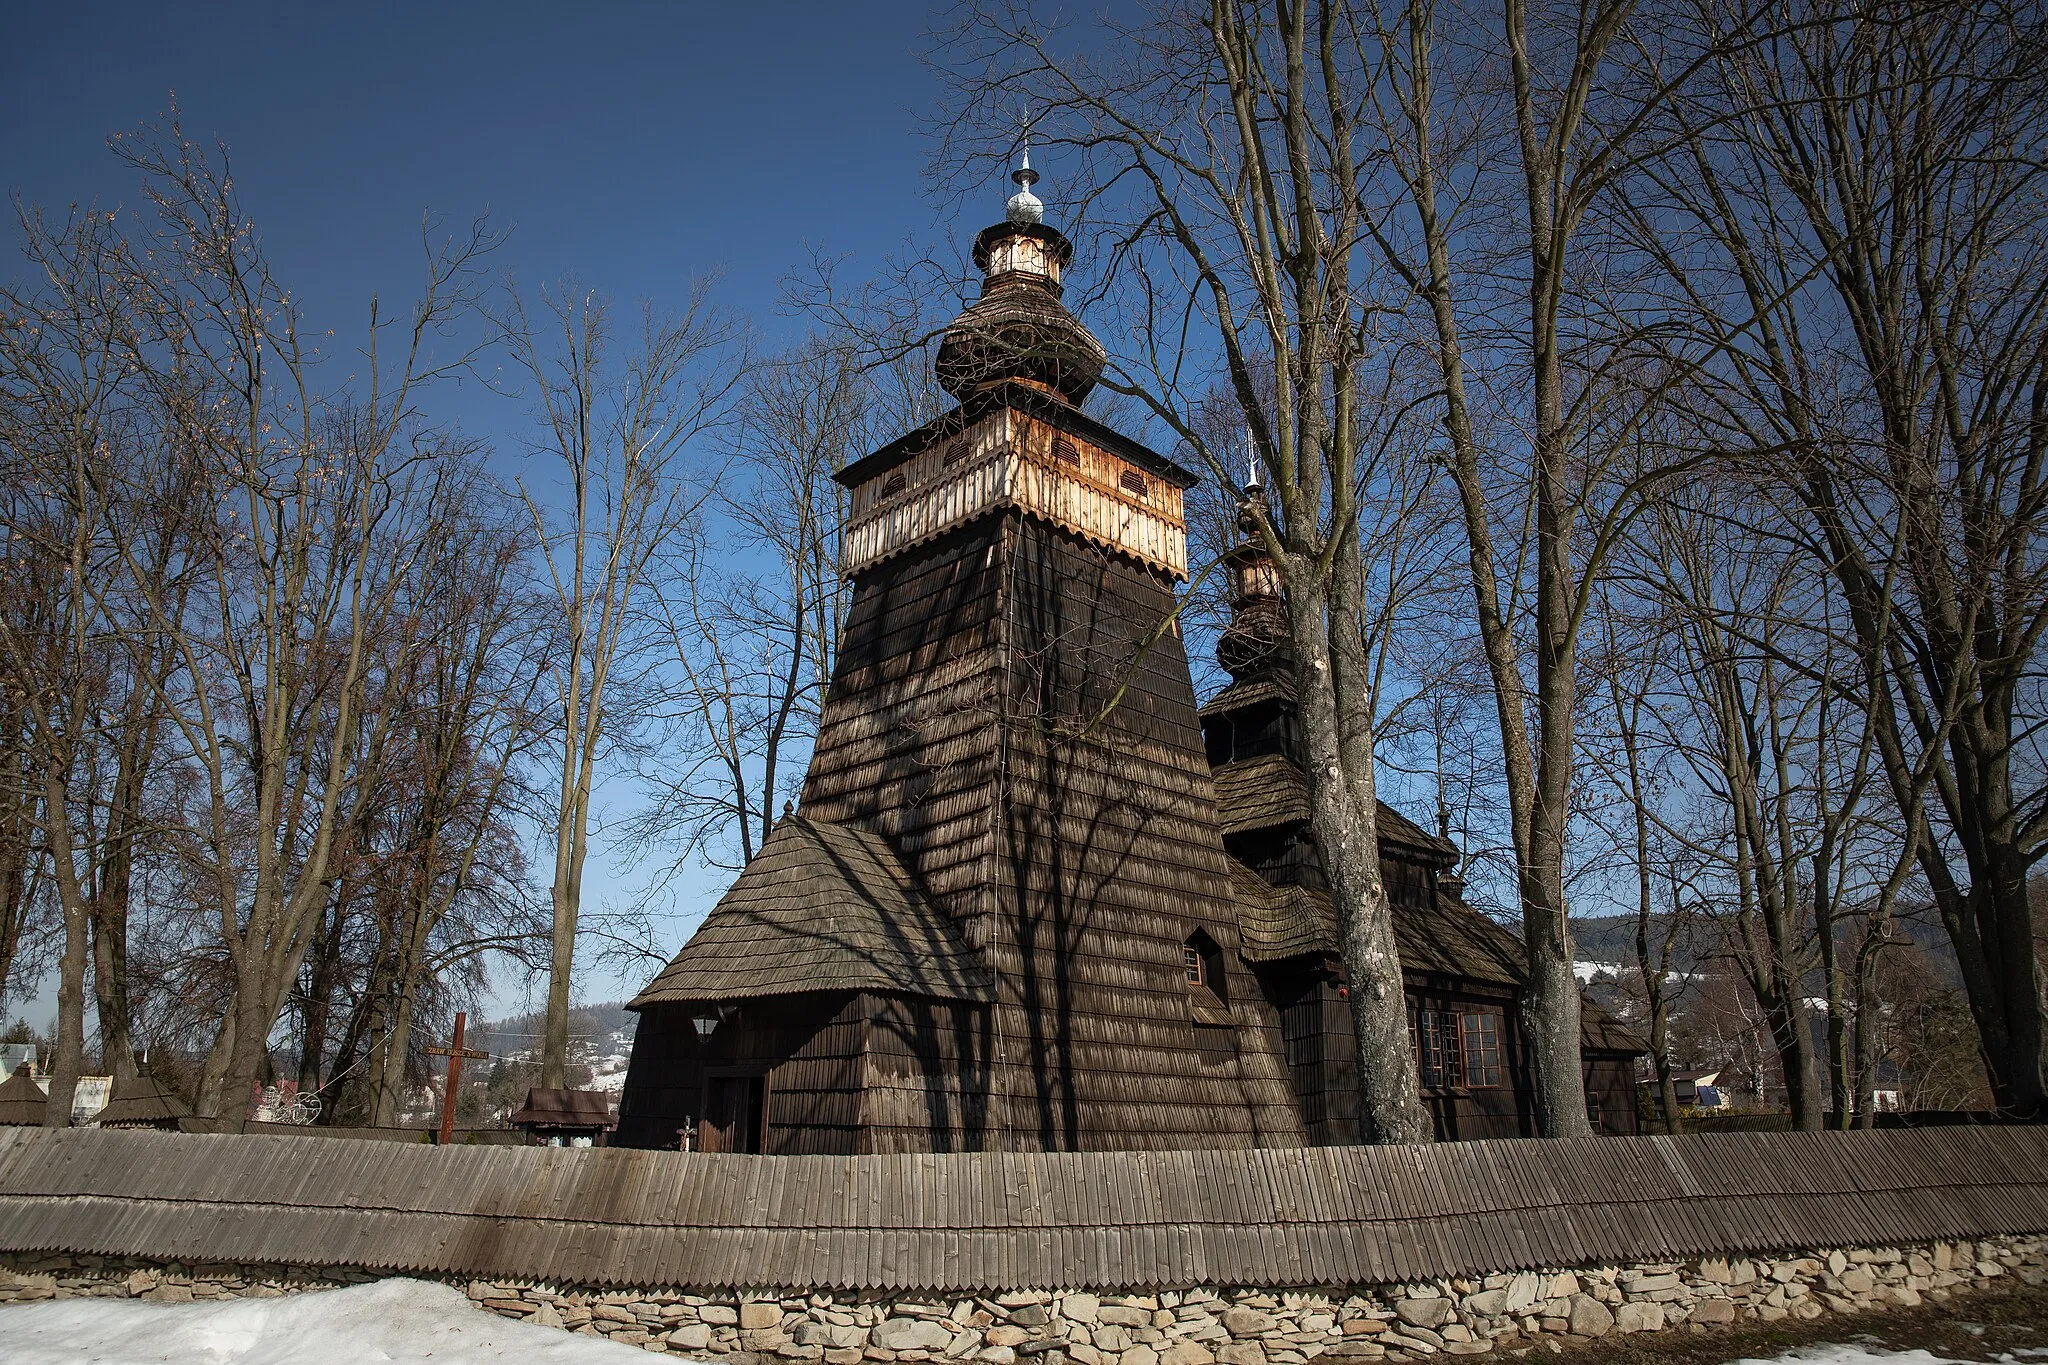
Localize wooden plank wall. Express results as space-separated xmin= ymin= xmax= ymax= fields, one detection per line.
xmin=3 ymin=1125 xmax=2045 ymax=1293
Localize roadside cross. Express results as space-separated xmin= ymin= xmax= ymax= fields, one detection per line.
xmin=424 ymin=1011 xmax=490 ymax=1146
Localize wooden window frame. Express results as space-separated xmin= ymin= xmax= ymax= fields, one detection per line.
xmin=1408 ymin=1007 xmax=1465 ymax=1091
xmin=1182 ymin=930 xmax=1227 ymax=1007
xmin=1460 ymin=1009 xmax=1504 ymax=1089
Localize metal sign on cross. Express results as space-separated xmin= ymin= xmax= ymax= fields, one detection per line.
xmin=424 ymin=1011 xmax=489 ymax=1146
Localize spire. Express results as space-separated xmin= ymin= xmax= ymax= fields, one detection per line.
xmin=1006 ymin=145 xmax=1044 ymax=226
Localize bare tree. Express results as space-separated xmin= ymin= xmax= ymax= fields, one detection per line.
xmin=90 ymin=120 xmax=495 ymax=1119
xmin=0 ymin=202 xmax=145 ymax=1122
xmin=633 ymin=338 xmax=868 ymax=874
xmin=1629 ymin=0 xmax=2048 ymax=1114
xmin=498 ymin=280 xmax=738 ymax=1090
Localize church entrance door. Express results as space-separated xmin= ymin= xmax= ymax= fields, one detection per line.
xmin=699 ymin=1074 xmax=765 ymax=1153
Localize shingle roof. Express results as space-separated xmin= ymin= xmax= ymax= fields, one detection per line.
xmin=1210 ymin=754 xmax=1457 ymax=862
xmin=631 ymin=817 xmax=995 ymax=1008
xmin=93 ymin=1074 xmax=190 ymax=1128
xmin=1226 ymin=859 xmax=1645 ymax=1053
xmin=1197 ymin=673 xmax=1296 ymax=718
xmin=509 ymin=1089 xmax=614 ymax=1129
xmin=1229 ymin=859 xmax=1518 ymax=983
xmin=2 ymin=1123 xmax=2040 ymax=1291
xmin=0 ymin=1067 xmax=45 ymax=1127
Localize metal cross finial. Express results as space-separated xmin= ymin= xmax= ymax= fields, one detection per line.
xmin=1007 ymin=141 xmax=1044 ymax=225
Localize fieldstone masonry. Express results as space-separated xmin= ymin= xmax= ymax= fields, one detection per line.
xmin=2 ymin=1236 xmax=2043 ymax=1359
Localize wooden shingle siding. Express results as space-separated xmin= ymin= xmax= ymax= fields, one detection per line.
xmin=3 ymin=1125 xmax=2045 ymax=1291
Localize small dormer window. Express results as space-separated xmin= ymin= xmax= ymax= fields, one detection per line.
xmin=1120 ymin=468 xmax=1149 ymax=498
xmin=1054 ymin=435 xmax=1083 ymax=465
xmin=941 ymin=436 xmax=970 ymax=467
xmin=880 ymin=468 xmax=908 ymax=499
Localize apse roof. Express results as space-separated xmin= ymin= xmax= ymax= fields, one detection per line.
xmin=630 ymin=816 xmax=995 ymax=1009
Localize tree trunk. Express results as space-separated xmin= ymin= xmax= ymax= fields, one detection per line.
xmin=40 ymin=769 xmax=89 ymax=1128
xmin=1289 ymin=554 xmax=1431 ymax=1145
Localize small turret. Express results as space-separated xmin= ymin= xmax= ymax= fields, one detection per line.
xmin=1217 ymin=468 xmax=1292 ymax=679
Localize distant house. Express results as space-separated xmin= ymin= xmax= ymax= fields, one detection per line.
xmin=0 ymin=1059 xmax=114 ymax=1127
xmin=67 ymin=1076 xmax=111 ymax=1125
xmin=508 ymin=1088 xmax=614 ymax=1147
xmin=1663 ymin=1069 xmax=1730 ymax=1110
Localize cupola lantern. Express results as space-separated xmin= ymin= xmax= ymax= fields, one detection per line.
xmin=935 ymin=148 xmax=1107 ymax=404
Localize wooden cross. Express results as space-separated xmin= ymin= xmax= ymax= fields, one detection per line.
xmin=424 ymin=1011 xmax=489 ymax=1146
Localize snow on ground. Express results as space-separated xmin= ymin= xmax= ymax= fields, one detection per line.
xmin=1728 ymin=1346 xmax=2047 ymax=1365
xmin=0 ymin=1277 xmax=684 ymax=1364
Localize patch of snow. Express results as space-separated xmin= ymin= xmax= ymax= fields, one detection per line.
xmin=1726 ymin=1347 xmax=1970 ymax=1365
xmin=1572 ymin=961 xmax=1622 ymax=984
xmin=0 ymin=1276 xmax=679 ymax=1364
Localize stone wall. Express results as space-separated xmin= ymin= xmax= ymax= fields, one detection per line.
xmin=3 ymin=1236 xmax=2044 ymax=1360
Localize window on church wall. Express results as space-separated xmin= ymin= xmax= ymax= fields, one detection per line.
xmin=1409 ymin=1008 xmax=1463 ymax=1089
xmin=1183 ymin=930 xmax=1226 ymax=1005
xmin=1410 ymin=1007 xmax=1505 ymax=1089
xmin=1461 ymin=1010 xmax=1503 ymax=1088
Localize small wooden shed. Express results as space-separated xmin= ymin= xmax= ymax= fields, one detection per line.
xmin=0 ymin=1065 xmax=46 ymax=1127
xmin=508 ymin=1088 xmax=614 ymax=1147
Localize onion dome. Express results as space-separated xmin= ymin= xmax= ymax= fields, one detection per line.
xmin=935 ymin=149 xmax=1107 ymax=405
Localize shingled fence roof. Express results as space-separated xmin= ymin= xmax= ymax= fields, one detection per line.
xmin=630 ymin=816 xmax=995 ymax=1008
xmin=2 ymin=1125 xmax=2044 ymax=1293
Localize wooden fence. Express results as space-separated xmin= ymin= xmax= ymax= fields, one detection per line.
xmin=1 ymin=1124 xmax=2044 ymax=1292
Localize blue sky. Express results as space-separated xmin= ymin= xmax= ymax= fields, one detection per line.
xmin=1 ymin=2 xmax=997 ymax=1025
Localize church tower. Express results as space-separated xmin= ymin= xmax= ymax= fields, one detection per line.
xmin=616 ymin=156 xmax=1303 ymax=1153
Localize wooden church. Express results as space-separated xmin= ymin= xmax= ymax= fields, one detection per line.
xmin=615 ymin=157 xmax=1642 ymax=1153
